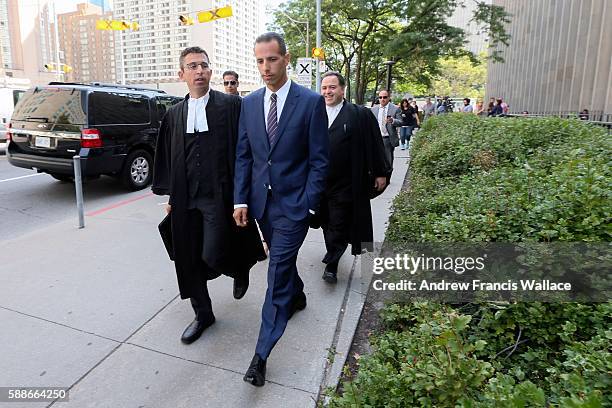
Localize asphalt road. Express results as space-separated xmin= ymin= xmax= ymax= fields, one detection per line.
xmin=0 ymin=146 xmax=162 ymax=242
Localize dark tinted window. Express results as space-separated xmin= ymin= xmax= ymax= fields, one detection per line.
xmin=156 ymin=96 xmax=180 ymax=121
xmin=90 ymin=92 xmax=150 ymax=125
xmin=13 ymin=90 xmax=25 ymax=106
xmin=12 ymin=87 xmax=87 ymax=124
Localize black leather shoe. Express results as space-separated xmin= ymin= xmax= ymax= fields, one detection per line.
xmin=180 ymin=315 xmax=215 ymax=344
xmin=288 ymin=291 xmax=307 ymax=320
xmin=322 ymin=269 xmax=337 ymax=283
xmin=233 ymin=274 xmax=249 ymax=300
xmin=322 ymin=264 xmax=338 ymax=284
xmin=243 ymin=354 xmax=266 ymax=386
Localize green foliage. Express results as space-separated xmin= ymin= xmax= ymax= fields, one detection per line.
xmin=329 ymin=116 xmax=612 ymax=407
xmin=387 ymin=115 xmax=611 ymax=243
xmin=330 ymin=303 xmax=611 ymax=407
xmin=272 ymin=0 xmax=511 ymax=104
xmin=427 ymin=53 xmax=488 ymax=99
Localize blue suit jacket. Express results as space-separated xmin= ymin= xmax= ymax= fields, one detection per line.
xmin=234 ymin=82 xmax=329 ymax=221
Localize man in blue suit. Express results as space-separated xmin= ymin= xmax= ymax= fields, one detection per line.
xmin=233 ymin=32 xmax=329 ymax=387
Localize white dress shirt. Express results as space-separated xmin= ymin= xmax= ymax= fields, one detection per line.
xmin=377 ymin=104 xmax=389 ymax=136
xmin=326 ymin=100 xmax=344 ymax=128
xmin=186 ymin=90 xmax=210 ymax=133
xmin=263 ymin=79 xmax=292 ymax=128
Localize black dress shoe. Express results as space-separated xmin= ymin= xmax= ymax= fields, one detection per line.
xmin=288 ymin=291 xmax=307 ymax=320
xmin=322 ymin=264 xmax=338 ymax=284
xmin=233 ymin=274 xmax=249 ymax=300
xmin=243 ymin=354 xmax=266 ymax=386
xmin=180 ymin=314 xmax=215 ymax=344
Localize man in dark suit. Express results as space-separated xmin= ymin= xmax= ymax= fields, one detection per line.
xmin=222 ymin=70 xmax=240 ymax=96
xmin=152 ymin=46 xmax=265 ymax=345
xmin=318 ymin=71 xmax=390 ymax=283
xmin=233 ymin=32 xmax=329 ymax=386
xmin=371 ymin=90 xmax=402 ymax=170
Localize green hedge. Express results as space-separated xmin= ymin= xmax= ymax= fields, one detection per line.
xmin=329 ymin=115 xmax=611 ymax=407
xmin=388 ymin=115 xmax=611 ymax=243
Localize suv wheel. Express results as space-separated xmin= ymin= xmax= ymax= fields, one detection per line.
xmin=50 ymin=173 xmax=73 ymax=183
xmin=122 ymin=149 xmax=152 ymax=191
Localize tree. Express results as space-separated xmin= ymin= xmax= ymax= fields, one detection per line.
xmin=427 ymin=53 xmax=487 ymax=99
xmin=272 ymin=0 xmax=510 ymax=105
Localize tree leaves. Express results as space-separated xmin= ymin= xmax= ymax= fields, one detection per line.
xmin=272 ymin=0 xmax=511 ymax=104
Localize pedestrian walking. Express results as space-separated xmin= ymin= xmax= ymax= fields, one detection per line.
xmin=474 ymin=99 xmax=487 ymax=116
xmin=222 ymin=70 xmax=240 ymax=96
xmin=489 ymin=98 xmax=504 ymax=116
xmin=396 ymin=99 xmax=417 ymax=150
xmin=371 ymin=90 xmax=402 ymax=170
xmin=233 ymin=32 xmax=329 ymax=387
xmin=317 ymin=71 xmax=390 ymax=283
xmin=462 ymin=98 xmax=473 ymax=113
xmin=152 ymin=46 xmax=266 ymax=346
xmin=422 ymin=97 xmax=436 ymax=120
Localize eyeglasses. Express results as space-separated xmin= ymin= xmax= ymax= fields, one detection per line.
xmin=378 ymin=96 xmax=389 ymax=99
xmin=223 ymin=80 xmax=237 ymax=86
xmin=185 ymin=62 xmax=210 ymax=71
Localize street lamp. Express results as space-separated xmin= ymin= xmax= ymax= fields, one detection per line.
xmin=274 ymin=8 xmax=309 ymax=58
xmin=384 ymin=60 xmax=396 ymax=92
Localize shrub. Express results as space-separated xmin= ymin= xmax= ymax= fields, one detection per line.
xmin=329 ymin=115 xmax=611 ymax=407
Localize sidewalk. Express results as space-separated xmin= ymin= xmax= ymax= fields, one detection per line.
xmin=0 ymin=150 xmax=409 ymax=408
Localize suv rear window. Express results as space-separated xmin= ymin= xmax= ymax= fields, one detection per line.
xmin=12 ymin=87 xmax=87 ymax=125
xmin=90 ymin=92 xmax=150 ymax=125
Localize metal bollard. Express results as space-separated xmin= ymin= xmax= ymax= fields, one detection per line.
xmin=73 ymin=155 xmax=85 ymax=228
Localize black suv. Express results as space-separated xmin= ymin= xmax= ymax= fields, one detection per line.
xmin=7 ymin=82 xmax=182 ymax=190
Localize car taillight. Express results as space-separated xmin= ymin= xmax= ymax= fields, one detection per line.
xmin=7 ymin=122 xmax=11 ymax=142
xmin=81 ymin=128 xmax=102 ymax=148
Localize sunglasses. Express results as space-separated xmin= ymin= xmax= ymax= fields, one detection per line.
xmin=224 ymin=80 xmax=237 ymax=86
xmin=378 ymin=96 xmax=389 ymax=99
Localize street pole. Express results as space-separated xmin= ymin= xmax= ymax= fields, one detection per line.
xmin=385 ymin=60 xmax=395 ymax=92
xmin=306 ymin=21 xmax=309 ymax=59
xmin=275 ymin=8 xmax=309 ymax=58
xmin=73 ymin=156 xmax=85 ymax=228
xmin=52 ymin=0 xmax=62 ymax=81
xmin=315 ymin=0 xmax=321 ymax=93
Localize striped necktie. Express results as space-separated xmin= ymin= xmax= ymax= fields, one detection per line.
xmin=267 ymin=93 xmax=278 ymax=145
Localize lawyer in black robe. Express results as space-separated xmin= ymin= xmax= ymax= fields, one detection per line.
xmin=318 ymin=94 xmax=390 ymax=282
xmin=152 ymin=90 xmax=265 ymax=300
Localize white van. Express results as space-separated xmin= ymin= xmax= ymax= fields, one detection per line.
xmin=0 ymin=87 xmax=27 ymax=142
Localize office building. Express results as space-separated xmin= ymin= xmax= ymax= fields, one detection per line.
xmin=0 ymin=0 xmax=59 ymax=84
xmin=58 ymin=3 xmax=116 ymax=83
xmin=486 ymin=0 xmax=611 ymax=117
xmin=112 ymin=0 xmax=265 ymax=93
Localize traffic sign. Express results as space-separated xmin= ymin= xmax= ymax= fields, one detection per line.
xmin=296 ymin=57 xmax=312 ymax=88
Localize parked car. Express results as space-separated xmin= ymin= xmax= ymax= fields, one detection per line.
xmin=7 ymin=82 xmax=181 ymax=190
xmin=0 ymin=122 xmax=6 ymax=143
xmin=0 ymin=87 xmax=27 ymax=144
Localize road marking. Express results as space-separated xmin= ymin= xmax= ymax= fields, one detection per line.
xmin=86 ymin=192 xmax=153 ymax=217
xmin=0 ymin=173 xmax=45 ymax=183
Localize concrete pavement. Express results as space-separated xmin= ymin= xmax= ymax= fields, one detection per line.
xmin=0 ymin=149 xmax=409 ymax=408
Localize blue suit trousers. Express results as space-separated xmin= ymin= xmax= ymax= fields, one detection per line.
xmin=254 ymin=191 xmax=309 ymax=359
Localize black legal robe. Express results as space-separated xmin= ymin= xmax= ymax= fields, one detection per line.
xmin=152 ymin=90 xmax=266 ymax=299
xmin=319 ymin=101 xmax=391 ymax=256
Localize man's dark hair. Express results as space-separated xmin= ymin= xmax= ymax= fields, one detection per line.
xmin=464 ymin=98 xmax=471 ymax=104
xmin=379 ymin=89 xmax=390 ymax=95
xmin=222 ymin=70 xmax=239 ymax=80
xmin=321 ymin=71 xmax=346 ymax=87
xmin=179 ymin=46 xmax=210 ymax=69
xmin=254 ymin=32 xmax=287 ymax=55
